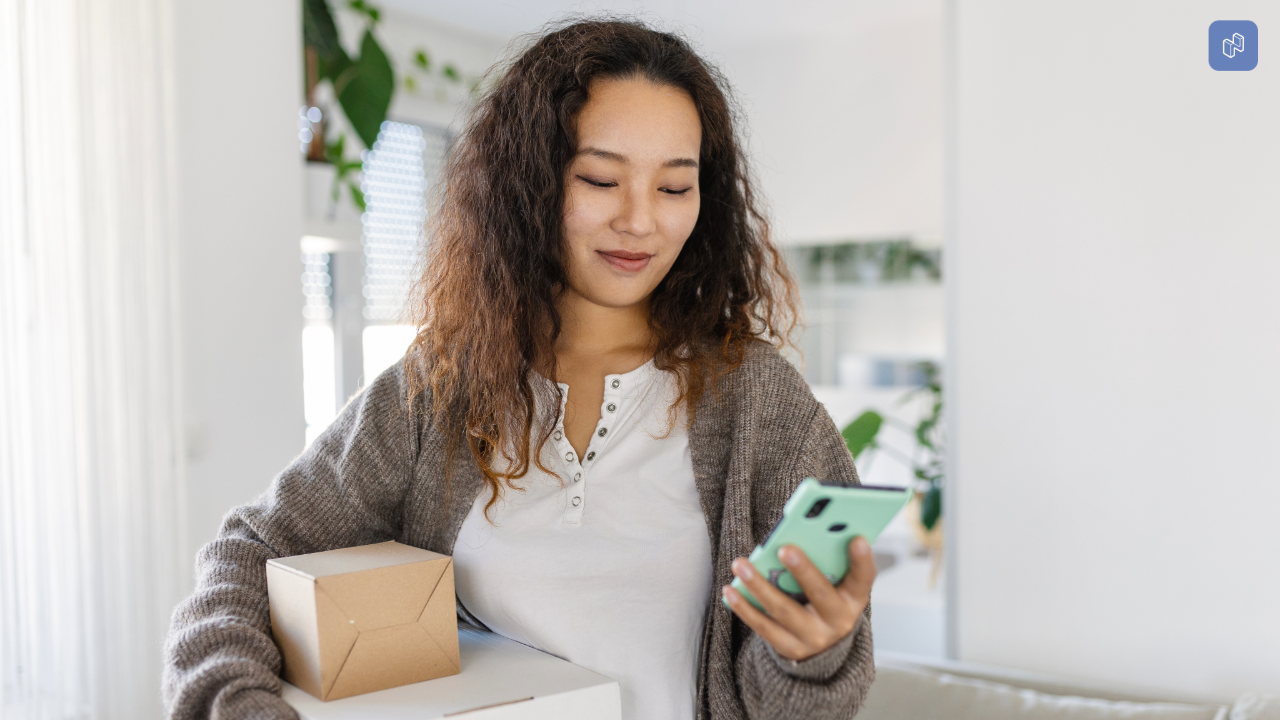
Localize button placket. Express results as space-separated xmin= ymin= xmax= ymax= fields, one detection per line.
xmin=550 ymin=362 xmax=651 ymax=522
xmin=552 ymin=382 xmax=586 ymax=523
xmin=585 ymin=373 xmax=625 ymax=465
xmin=560 ymin=446 xmax=586 ymax=523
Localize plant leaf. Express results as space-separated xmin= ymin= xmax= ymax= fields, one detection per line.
xmin=303 ymin=0 xmax=350 ymax=79
xmin=916 ymin=416 xmax=937 ymax=450
xmin=443 ymin=63 xmax=461 ymax=83
xmin=324 ymin=133 xmax=364 ymax=182
xmin=348 ymin=0 xmax=380 ymax=24
xmin=324 ymin=132 xmax=345 ymax=163
xmin=414 ymin=49 xmax=430 ymax=71
xmin=920 ymin=485 xmax=942 ymax=531
xmin=842 ymin=410 xmax=883 ymax=460
xmin=348 ymin=182 xmax=366 ymax=212
xmin=336 ymin=29 xmax=395 ymax=150
xmin=324 ymin=133 xmax=350 ymax=167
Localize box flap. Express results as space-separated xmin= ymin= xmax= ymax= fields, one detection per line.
xmin=270 ymin=541 xmax=447 ymax=579
xmin=315 ymin=585 xmax=360 ymax=699
xmin=325 ymin=623 xmax=460 ymax=700
xmin=316 ymin=557 xmax=448 ymax=631
xmin=418 ymin=562 xmax=460 ymax=667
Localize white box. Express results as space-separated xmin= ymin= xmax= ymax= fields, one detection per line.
xmin=282 ymin=628 xmax=621 ymax=719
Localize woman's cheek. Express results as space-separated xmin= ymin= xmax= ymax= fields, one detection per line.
xmin=667 ymin=197 xmax=700 ymax=245
xmin=561 ymin=189 xmax=586 ymax=237
xmin=564 ymin=190 xmax=611 ymax=243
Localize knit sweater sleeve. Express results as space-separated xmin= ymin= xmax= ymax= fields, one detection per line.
xmin=162 ymin=365 xmax=421 ymax=720
xmin=735 ymin=404 xmax=876 ymax=720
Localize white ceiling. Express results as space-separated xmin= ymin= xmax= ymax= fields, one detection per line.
xmin=374 ymin=0 xmax=940 ymax=45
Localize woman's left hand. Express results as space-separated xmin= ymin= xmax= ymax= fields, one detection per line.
xmin=722 ymin=537 xmax=877 ymax=661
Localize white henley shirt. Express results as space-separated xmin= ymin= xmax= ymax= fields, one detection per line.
xmin=452 ymin=359 xmax=713 ymax=720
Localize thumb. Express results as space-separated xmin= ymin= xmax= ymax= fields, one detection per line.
xmin=839 ymin=536 xmax=876 ymax=604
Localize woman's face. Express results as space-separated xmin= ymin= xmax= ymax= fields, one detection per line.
xmin=561 ymin=76 xmax=702 ymax=311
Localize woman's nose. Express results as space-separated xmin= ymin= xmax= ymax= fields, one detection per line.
xmin=611 ymin=186 xmax=657 ymax=237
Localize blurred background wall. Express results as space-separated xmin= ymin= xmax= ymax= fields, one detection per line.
xmin=172 ymin=1 xmax=306 ymax=559
xmin=950 ymin=0 xmax=1280 ymax=699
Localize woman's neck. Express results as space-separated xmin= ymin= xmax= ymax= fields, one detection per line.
xmin=553 ymin=288 xmax=653 ymax=368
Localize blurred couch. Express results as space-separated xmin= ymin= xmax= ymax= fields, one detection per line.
xmin=860 ymin=652 xmax=1278 ymax=720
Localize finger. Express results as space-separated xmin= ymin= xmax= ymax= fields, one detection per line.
xmin=777 ymin=544 xmax=857 ymax=634
xmin=731 ymin=557 xmax=821 ymax=639
xmin=837 ymin=536 xmax=877 ymax=608
xmin=721 ymin=585 xmax=809 ymax=660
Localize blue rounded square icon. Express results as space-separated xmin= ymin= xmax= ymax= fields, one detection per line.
xmin=1209 ymin=20 xmax=1257 ymax=71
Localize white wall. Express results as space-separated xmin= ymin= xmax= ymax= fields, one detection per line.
xmin=173 ymin=2 xmax=306 ymax=560
xmin=715 ymin=2 xmax=944 ymax=246
xmin=950 ymin=0 xmax=1280 ymax=699
xmin=327 ymin=6 xmax=508 ymax=134
xmin=376 ymin=10 xmax=509 ymax=131
xmin=377 ymin=0 xmax=945 ymax=246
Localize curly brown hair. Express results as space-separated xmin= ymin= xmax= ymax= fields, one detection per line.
xmin=405 ymin=18 xmax=799 ymax=516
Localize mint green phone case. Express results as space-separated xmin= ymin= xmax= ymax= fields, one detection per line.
xmin=726 ymin=478 xmax=912 ymax=611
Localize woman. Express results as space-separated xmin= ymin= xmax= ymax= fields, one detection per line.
xmin=163 ymin=19 xmax=877 ymax=720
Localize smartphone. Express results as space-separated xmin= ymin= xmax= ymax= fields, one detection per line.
xmin=725 ymin=477 xmax=912 ymax=611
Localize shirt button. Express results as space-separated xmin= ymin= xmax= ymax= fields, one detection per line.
xmin=571 ymin=496 xmax=581 ymax=506
xmin=586 ymin=451 xmax=596 ymax=461
xmin=565 ymin=452 xmax=574 ymax=462
xmin=611 ymin=379 xmax=621 ymax=389
xmin=597 ymin=427 xmax=607 ymax=437
xmin=573 ymin=473 xmax=581 ymax=482
xmin=553 ymin=430 xmax=563 ymax=441
xmin=606 ymin=403 xmax=616 ymax=413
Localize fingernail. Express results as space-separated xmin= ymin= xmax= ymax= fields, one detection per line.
xmin=722 ymin=585 xmax=736 ymax=602
xmin=734 ymin=560 xmax=754 ymax=580
xmin=853 ymin=537 xmax=870 ymax=555
xmin=779 ymin=547 xmax=799 ymax=567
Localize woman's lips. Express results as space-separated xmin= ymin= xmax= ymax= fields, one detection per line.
xmin=597 ymin=250 xmax=652 ymax=272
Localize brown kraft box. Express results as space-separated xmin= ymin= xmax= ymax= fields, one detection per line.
xmin=265 ymin=541 xmax=460 ymax=701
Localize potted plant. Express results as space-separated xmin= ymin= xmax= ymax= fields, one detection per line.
xmin=841 ymin=361 xmax=944 ymax=583
xmin=301 ymin=0 xmax=395 ymax=215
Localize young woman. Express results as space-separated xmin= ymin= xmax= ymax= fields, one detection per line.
xmin=164 ymin=19 xmax=877 ymax=720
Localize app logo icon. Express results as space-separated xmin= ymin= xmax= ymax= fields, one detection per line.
xmin=1209 ymin=20 xmax=1258 ymax=71
xmin=1223 ymin=32 xmax=1245 ymax=58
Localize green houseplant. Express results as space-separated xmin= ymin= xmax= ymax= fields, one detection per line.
xmin=300 ymin=0 xmax=483 ymax=212
xmin=841 ymin=361 xmax=944 ymax=532
xmin=302 ymin=0 xmax=395 ymax=211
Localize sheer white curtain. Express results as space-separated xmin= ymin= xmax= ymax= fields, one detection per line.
xmin=0 ymin=0 xmax=187 ymax=718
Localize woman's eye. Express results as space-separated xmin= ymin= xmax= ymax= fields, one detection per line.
xmin=661 ymin=187 xmax=693 ymax=195
xmin=577 ymin=175 xmax=616 ymax=188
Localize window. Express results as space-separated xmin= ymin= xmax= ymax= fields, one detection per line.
xmin=301 ymin=252 xmax=336 ymax=446
xmin=301 ymin=121 xmax=451 ymax=444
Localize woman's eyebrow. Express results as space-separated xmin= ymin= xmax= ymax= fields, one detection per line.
xmin=578 ymin=146 xmax=699 ymax=169
xmin=664 ymin=157 xmax=699 ymax=169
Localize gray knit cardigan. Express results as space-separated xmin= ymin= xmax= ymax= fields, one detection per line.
xmin=162 ymin=341 xmax=874 ymax=719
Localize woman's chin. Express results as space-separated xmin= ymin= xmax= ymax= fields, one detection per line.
xmin=572 ymin=283 xmax=655 ymax=311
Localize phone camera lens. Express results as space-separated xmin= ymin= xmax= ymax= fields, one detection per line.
xmin=805 ymin=498 xmax=830 ymax=518
xmin=828 ymin=523 xmax=848 ymax=532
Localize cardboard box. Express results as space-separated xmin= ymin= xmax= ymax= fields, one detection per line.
xmin=266 ymin=541 xmax=460 ymax=701
xmin=281 ymin=628 xmax=622 ymax=719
